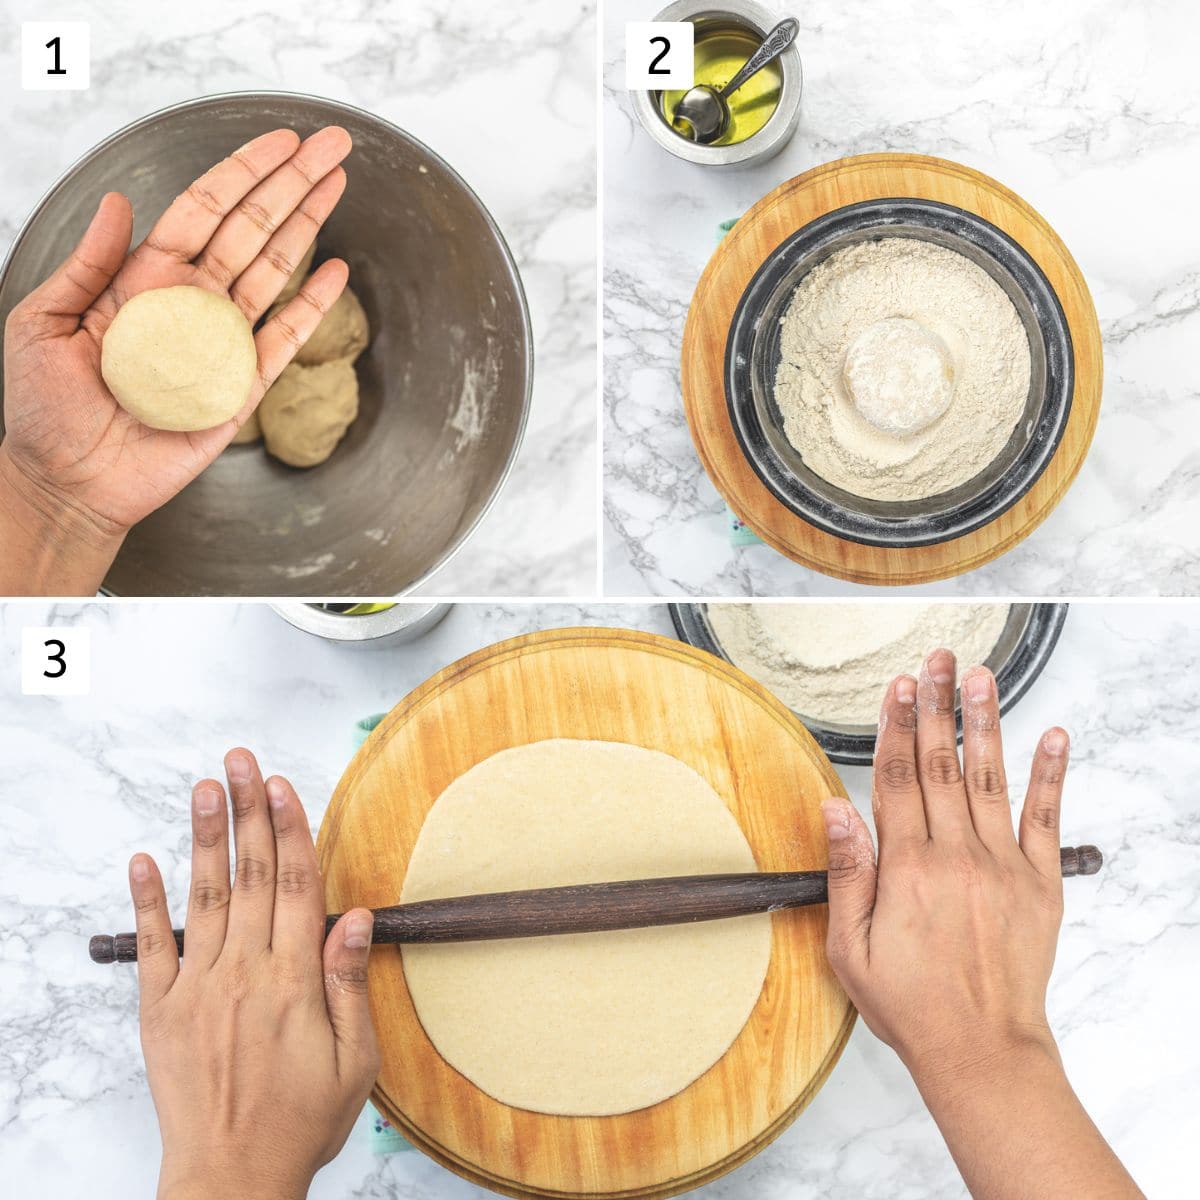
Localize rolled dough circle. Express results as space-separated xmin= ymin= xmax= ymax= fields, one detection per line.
xmin=842 ymin=317 xmax=955 ymax=437
xmin=400 ymin=739 xmax=772 ymax=1117
xmin=100 ymin=286 xmax=257 ymax=431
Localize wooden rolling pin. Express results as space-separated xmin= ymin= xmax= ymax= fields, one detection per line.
xmin=90 ymin=845 xmax=1103 ymax=964
xmin=90 ymin=846 xmax=1104 ymax=963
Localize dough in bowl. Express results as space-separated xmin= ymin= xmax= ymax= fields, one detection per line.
xmin=229 ymin=408 xmax=261 ymax=445
xmin=271 ymin=284 xmax=369 ymax=366
xmin=100 ymin=285 xmax=257 ymax=431
xmin=400 ymin=738 xmax=772 ymax=1117
xmin=259 ymin=359 xmax=359 ymax=467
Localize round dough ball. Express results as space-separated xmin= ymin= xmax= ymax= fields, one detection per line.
xmin=272 ymin=285 xmax=368 ymax=366
xmin=229 ymin=408 xmax=262 ymax=445
xmin=842 ymin=317 xmax=955 ymax=437
xmin=274 ymin=240 xmax=316 ymax=306
xmin=259 ymin=359 xmax=359 ymax=468
xmin=101 ymin=286 xmax=257 ymax=431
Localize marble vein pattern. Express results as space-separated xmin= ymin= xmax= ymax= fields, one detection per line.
xmin=0 ymin=600 xmax=1196 ymax=1197
xmin=603 ymin=0 xmax=1200 ymax=596
xmin=0 ymin=0 xmax=598 ymax=596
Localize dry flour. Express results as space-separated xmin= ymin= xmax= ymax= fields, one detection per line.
xmin=773 ymin=238 xmax=1031 ymax=501
xmin=707 ymin=602 xmax=1012 ymax=726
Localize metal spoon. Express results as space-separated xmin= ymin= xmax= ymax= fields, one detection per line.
xmin=673 ymin=17 xmax=799 ymax=145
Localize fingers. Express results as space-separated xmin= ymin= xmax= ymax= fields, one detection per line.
xmin=17 ymin=192 xmax=132 ymax=331
xmin=1020 ymin=728 xmax=1070 ymax=883
xmin=915 ymin=649 xmax=973 ymax=841
xmin=250 ymin=258 xmax=350 ymax=396
xmin=821 ymin=799 xmax=878 ymax=983
xmin=265 ymin=774 xmax=326 ymax=969
xmin=323 ymin=909 xmax=380 ymax=1085
xmin=871 ymin=674 xmax=926 ymax=854
xmin=129 ymin=853 xmax=179 ymax=1006
xmin=193 ymin=127 xmax=352 ymax=293
xmin=181 ymin=779 xmax=230 ymax=971
xmin=223 ymin=748 xmax=277 ymax=953
xmin=960 ymin=666 xmax=1017 ymax=855
xmin=136 ymin=129 xmax=301 ymax=264
xmin=230 ymin=166 xmax=346 ymax=323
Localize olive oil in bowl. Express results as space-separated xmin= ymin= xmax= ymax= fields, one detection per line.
xmin=659 ymin=23 xmax=783 ymax=147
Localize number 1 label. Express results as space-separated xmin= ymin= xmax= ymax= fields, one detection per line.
xmin=21 ymin=22 xmax=90 ymax=91
xmin=625 ymin=22 xmax=694 ymax=90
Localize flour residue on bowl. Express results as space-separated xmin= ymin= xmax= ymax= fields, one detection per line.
xmin=772 ymin=238 xmax=1031 ymax=501
xmin=707 ymin=602 xmax=1011 ymax=727
xmin=448 ymin=338 xmax=499 ymax=451
xmin=272 ymin=552 xmax=336 ymax=580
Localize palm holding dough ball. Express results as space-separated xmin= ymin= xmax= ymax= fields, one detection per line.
xmin=100 ymin=286 xmax=257 ymax=432
xmin=271 ymin=284 xmax=369 ymax=366
xmin=842 ymin=317 xmax=956 ymax=437
xmin=259 ymin=359 xmax=359 ymax=467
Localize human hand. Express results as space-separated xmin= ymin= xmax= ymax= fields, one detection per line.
xmin=0 ymin=128 xmax=351 ymax=571
xmin=820 ymin=651 xmax=1143 ymax=1200
xmin=820 ymin=648 xmax=1069 ymax=1086
xmin=127 ymin=749 xmax=379 ymax=1200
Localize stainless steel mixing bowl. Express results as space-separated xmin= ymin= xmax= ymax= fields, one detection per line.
xmin=670 ymin=602 xmax=1068 ymax=764
xmin=726 ymin=199 xmax=1073 ymax=547
xmin=0 ymin=92 xmax=532 ymax=596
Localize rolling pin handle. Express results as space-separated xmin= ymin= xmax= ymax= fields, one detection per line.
xmin=1060 ymin=845 xmax=1103 ymax=877
xmin=89 ymin=935 xmax=116 ymax=964
xmin=89 ymin=930 xmax=178 ymax=963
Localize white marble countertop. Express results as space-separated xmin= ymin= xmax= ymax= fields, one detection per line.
xmin=0 ymin=599 xmax=1194 ymax=1197
xmin=0 ymin=0 xmax=597 ymax=597
xmin=603 ymin=0 xmax=1200 ymax=597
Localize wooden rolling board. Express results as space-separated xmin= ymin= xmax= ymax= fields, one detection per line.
xmin=317 ymin=627 xmax=855 ymax=1200
xmin=681 ymin=152 xmax=1103 ymax=585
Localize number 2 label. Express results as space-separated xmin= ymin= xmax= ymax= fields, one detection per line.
xmin=625 ymin=22 xmax=694 ymax=90
xmin=21 ymin=627 xmax=91 ymax=696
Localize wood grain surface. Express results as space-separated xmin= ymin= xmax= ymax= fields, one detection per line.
xmin=681 ymin=152 xmax=1103 ymax=585
xmin=316 ymin=627 xmax=855 ymax=1199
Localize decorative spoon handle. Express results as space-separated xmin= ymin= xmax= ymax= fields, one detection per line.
xmin=720 ymin=17 xmax=799 ymax=100
xmin=89 ymin=846 xmax=1102 ymax=964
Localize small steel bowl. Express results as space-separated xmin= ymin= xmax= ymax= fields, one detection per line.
xmin=670 ymin=602 xmax=1068 ymax=764
xmin=632 ymin=0 xmax=803 ymax=169
xmin=727 ymin=199 xmax=1074 ymax=546
xmin=272 ymin=603 xmax=452 ymax=647
xmin=0 ymin=92 xmax=532 ymax=596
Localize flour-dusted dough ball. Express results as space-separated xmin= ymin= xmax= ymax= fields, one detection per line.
xmin=842 ymin=317 xmax=955 ymax=437
xmin=229 ymin=408 xmax=262 ymax=445
xmin=270 ymin=284 xmax=369 ymax=366
xmin=259 ymin=359 xmax=359 ymax=468
xmin=100 ymin=286 xmax=258 ymax=431
xmin=274 ymin=240 xmax=316 ymax=306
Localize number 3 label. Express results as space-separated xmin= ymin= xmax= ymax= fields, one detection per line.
xmin=21 ymin=22 xmax=90 ymax=91
xmin=625 ymin=22 xmax=694 ymax=90
xmin=22 ymin=627 xmax=91 ymax=696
